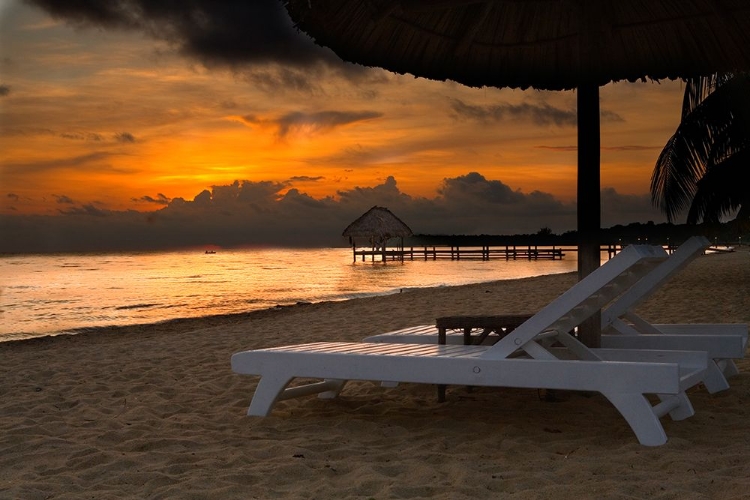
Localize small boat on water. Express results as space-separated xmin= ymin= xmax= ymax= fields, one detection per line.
xmin=205 ymin=250 xmax=217 ymax=254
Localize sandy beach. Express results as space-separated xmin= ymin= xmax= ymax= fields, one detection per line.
xmin=1 ymin=249 xmax=749 ymax=499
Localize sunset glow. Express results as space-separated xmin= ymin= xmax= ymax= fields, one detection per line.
xmin=0 ymin=0 xmax=690 ymax=251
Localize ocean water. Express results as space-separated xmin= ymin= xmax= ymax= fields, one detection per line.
xmin=0 ymin=247 xmax=581 ymax=341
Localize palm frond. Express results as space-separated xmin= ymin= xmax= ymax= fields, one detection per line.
xmin=686 ymin=148 xmax=750 ymax=224
xmin=681 ymin=73 xmax=735 ymax=118
xmin=651 ymin=135 xmax=699 ymax=221
xmin=653 ymin=72 xmax=750 ymax=223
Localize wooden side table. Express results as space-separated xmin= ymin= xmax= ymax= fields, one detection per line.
xmin=434 ymin=314 xmax=532 ymax=401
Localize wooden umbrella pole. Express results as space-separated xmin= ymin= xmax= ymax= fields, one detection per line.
xmin=576 ymin=81 xmax=602 ymax=347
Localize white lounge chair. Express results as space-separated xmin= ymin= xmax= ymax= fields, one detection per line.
xmin=232 ymin=245 xmax=710 ymax=446
xmin=365 ymin=237 xmax=747 ymax=393
xmin=600 ymin=236 xmax=747 ymax=383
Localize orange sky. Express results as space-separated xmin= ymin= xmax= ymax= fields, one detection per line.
xmin=1 ymin=1 xmax=685 ymax=221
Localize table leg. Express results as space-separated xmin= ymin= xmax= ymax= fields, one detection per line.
xmin=438 ymin=327 xmax=447 ymax=402
xmin=474 ymin=327 xmax=493 ymax=345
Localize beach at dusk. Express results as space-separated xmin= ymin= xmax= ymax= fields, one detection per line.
xmin=1 ymin=249 xmax=749 ymax=498
xmin=2 ymin=1 xmax=750 ymax=498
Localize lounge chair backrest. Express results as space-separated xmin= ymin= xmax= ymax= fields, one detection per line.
xmin=482 ymin=244 xmax=668 ymax=359
xmin=601 ymin=236 xmax=710 ymax=328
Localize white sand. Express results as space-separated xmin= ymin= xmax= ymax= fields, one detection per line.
xmin=1 ymin=249 xmax=749 ymax=499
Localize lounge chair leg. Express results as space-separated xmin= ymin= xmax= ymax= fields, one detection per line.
xmin=717 ymin=359 xmax=740 ymax=378
xmin=604 ymin=392 xmax=668 ymax=446
xmin=247 ymin=373 xmax=293 ymax=417
xmin=656 ymin=392 xmax=694 ymax=421
xmin=318 ymin=379 xmax=347 ymax=399
xmin=438 ymin=385 xmax=446 ymax=402
xmin=701 ymin=361 xmax=731 ymax=394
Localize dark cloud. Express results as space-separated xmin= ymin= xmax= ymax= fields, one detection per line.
xmin=425 ymin=172 xmax=575 ymax=234
xmin=27 ymin=0 xmax=337 ymax=69
xmin=2 ymin=127 xmax=56 ymax=138
xmin=0 ymin=84 xmax=9 ymax=96
xmin=0 ymin=173 xmax=667 ymax=253
xmin=7 ymin=193 xmax=20 ymax=201
xmin=337 ymin=176 xmax=412 ymax=207
xmin=242 ymin=110 xmax=383 ymax=138
xmin=53 ymin=195 xmax=75 ymax=204
xmin=59 ymin=204 xmax=109 ymax=217
xmin=602 ymin=145 xmax=661 ymax=151
xmin=245 ymin=66 xmax=325 ymax=95
xmin=115 ymin=132 xmax=136 ymax=143
xmin=60 ymin=132 xmax=104 ymax=141
xmin=2 ymin=152 xmax=133 ymax=174
xmin=206 ymin=180 xmax=286 ymax=212
xmin=450 ymin=98 xmax=624 ymax=127
xmin=288 ymin=176 xmax=324 ymax=182
xmin=450 ymin=98 xmax=578 ymax=127
xmin=438 ymin=172 xmax=525 ymax=205
xmin=600 ymin=188 xmax=665 ymax=227
xmin=133 ymin=193 xmax=170 ymax=205
xmin=537 ymin=144 xmax=661 ymax=152
xmin=601 ymin=110 xmax=625 ymax=123
xmin=536 ymin=145 xmax=578 ymax=152
xmin=310 ymin=133 xmax=472 ymax=169
xmin=277 ymin=110 xmax=382 ymax=137
xmin=279 ymin=188 xmax=333 ymax=210
xmin=246 ymin=63 xmax=391 ymax=96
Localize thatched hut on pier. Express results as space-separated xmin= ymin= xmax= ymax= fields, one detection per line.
xmin=342 ymin=206 xmax=413 ymax=261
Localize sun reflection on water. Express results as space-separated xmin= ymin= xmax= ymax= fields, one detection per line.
xmin=0 ymin=247 xmax=583 ymax=339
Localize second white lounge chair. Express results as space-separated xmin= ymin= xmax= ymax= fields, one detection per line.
xmin=600 ymin=236 xmax=747 ymax=381
xmin=232 ymin=245 xmax=711 ymax=446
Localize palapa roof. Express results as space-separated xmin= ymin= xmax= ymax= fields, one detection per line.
xmin=284 ymin=0 xmax=750 ymax=91
xmin=342 ymin=206 xmax=413 ymax=239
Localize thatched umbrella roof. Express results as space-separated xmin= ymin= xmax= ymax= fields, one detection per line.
xmin=284 ymin=1 xmax=750 ymax=91
xmin=342 ymin=206 xmax=413 ymax=241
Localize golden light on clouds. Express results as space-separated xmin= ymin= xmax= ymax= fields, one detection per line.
xmin=1 ymin=0 xmax=685 ymax=225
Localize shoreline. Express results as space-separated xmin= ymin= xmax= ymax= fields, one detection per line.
xmin=0 ymin=300 xmax=334 ymax=345
xmin=1 ymin=270 xmax=579 ymax=345
xmin=0 ymin=246 xmax=580 ymax=341
xmin=1 ymin=250 xmax=748 ymax=499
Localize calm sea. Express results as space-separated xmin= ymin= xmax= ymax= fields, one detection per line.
xmin=0 ymin=247 xmax=581 ymax=341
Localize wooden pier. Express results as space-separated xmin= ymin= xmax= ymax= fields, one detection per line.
xmin=353 ymin=244 xmax=565 ymax=262
xmin=352 ymin=243 xmax=630 ymax=262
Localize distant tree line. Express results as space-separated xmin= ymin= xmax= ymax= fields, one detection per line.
xmin=407 ymin=218 xmax=748 ymax=248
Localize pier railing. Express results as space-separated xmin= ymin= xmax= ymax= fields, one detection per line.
xmin=352 ymin=242 xmax=727 ymax=262
xmin=352 ymin=244 xmax=626 ymax=262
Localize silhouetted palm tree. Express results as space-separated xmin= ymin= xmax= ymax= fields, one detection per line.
xmin=651 ymin=73 xmax=750 ymax=224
